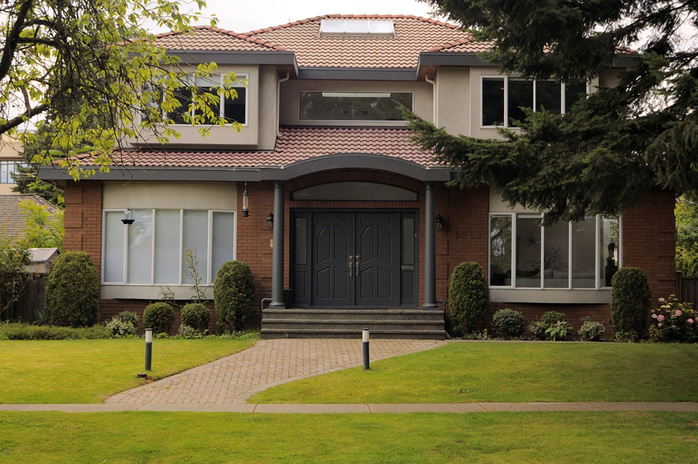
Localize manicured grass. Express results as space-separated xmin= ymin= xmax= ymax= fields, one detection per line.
xmin=0 ymin=337 xmax=257 ymax=404
xmin=0 ymin=411 xmax=695 ymax=463
xmin=251 ymin=342 xmax=698 ymax=404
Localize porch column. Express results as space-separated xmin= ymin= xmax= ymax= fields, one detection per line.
xmin=422 ymin=182 xmax=438 ymax=310
xmin=270 ymin=181 xmax=286 ymax=309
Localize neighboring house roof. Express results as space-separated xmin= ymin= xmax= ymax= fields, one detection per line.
xmin=0 ymin=194 xmax=58 ymax=241
xmin=70 ymin=127 xmax=435 ymax=169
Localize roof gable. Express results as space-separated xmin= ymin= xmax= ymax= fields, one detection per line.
xmin=154 ymin=26 xmax=285 ymax=52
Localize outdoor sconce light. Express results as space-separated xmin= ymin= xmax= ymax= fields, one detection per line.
xmin=122 ymin=209 xmax=134 ymax=225
xmin=266 ymin=213 xmax=274 ymax=229
xmin=242 ymin=184 xmax=249 ymax=217
xmin=435 ymin=214 xmax=444 ymax=230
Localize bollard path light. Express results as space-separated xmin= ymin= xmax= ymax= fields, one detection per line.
xmin=362 ymin=328 xmax=370 ymax=370
xmin=145 ymin=328 xmax=153 ymax=371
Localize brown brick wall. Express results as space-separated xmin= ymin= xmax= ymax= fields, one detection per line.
xmin=63 ymin=176 xmax=675 ymax=336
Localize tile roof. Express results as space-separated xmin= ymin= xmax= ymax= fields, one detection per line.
xmin=154 ymin=26 xmax=285 ymax=52
xmin=242 ymin=15 xmax=473 ymax=68
xmin=87 ymin=127 xmax=436 ymax=170
xmin=0 ymin=194 xmax=59 ymax=241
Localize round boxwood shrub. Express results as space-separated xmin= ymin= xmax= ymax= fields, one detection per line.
xmin=214 ymin=261 xmax=256 ymax=331
xmin=143 ymin=302 xmax=176 ymax=335
xmin=528 ymin=311 xmax=571 ymax=340
xmin=610 ymin=267 xmax=651 ymax=339
xmin=492 ymin=308 xmax=526 ymax=338
xmin=180 ymin=303 xmax=211 ymax=333
xmin=114 ymin=311 xmax=139 ymax=329
xmin=448 ymin=262 xmax=489 ymax=335
xmin=45 ymin=251 xmax=99 ymax=328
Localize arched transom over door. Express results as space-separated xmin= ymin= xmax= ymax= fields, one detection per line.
xmin=292 ymin=210 xmax=418 ymax=308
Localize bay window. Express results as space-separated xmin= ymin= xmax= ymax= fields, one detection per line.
xmin=489 ymin=214 xmax=619 ymax=289
xmin=103 ymin=209 xmax=236 ymax=285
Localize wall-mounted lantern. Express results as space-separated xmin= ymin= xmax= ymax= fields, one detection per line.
xmin=266 ymin=213 xmax=274 ymax=229
xmin=242 ymin=183 xmax=249 ymax=217
xmin=122 ymin=209 xmax=134 ymax=225
xmin=435 ymin=213 xmax=444 ymax=230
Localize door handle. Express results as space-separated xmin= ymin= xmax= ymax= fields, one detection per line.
xmin=349 ymin=255 xmax=353 ymax=277
xmin=355 ymin=255 xmax=360 ymax=274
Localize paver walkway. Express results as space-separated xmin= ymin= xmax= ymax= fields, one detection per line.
xmin=105 ymin=338 xmax=444 ymax=406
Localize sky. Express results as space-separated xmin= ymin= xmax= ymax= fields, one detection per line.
xmin=192 ymin=0 xmax=438 ymax=33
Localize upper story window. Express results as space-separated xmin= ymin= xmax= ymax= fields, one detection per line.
xmin=299 ymin=92 xmax=412 ymax=121
xmin=170 ymin=74 xmax=247 ymax=126
xmin=489 ymin=213 xmax=619 ymax=289
xmin=319 ymin=20 xmax=395 ymax=37
xmin=482 ymin=77 xmax=587 ymax=127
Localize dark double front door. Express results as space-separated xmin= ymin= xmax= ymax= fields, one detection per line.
xmin=292 ymin=211 xmax=417 ymax=308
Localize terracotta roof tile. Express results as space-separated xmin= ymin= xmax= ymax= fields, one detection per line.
xmin=242 ymin=15 xmax=473 ymax=68
xmin=0 ymin=194 xmax=58 ymax=241
xmin=154 ymin=26 xmax=284 ymax=52
xmin=85 ymin=127 xmax=436 ymax=170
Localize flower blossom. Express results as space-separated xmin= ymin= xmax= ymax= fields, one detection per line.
xmin=688 ymin=319 xmax=694 ymax=324
xmin=657 ymin=315 xmax=665 ymax=322
xmin=675 ymin=310 xmax=682 ymax=317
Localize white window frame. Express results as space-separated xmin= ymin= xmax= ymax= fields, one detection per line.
xmin=487 ymin=213 xmax=621 ymax=290
xmin=481 ymin=76 xmax=589 ymax=128
xmin=170 ymin=73 xmax=249 ymax=127
xmin=101 ymin=208 xmax=237 ymax=286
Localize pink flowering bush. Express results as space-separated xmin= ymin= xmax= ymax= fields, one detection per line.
xmin=649 ymin=295 xmax=697 ymax=342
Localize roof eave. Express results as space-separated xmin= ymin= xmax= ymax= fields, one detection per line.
xmin=170 ymin=50 xmax=299 ymax=76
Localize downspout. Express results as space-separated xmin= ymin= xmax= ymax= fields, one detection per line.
xmin=425 ymin=74 xmax=436 ymax=126
xmin=276 ymin=72 xmax=290 ymax=138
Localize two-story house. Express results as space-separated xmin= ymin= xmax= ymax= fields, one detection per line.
xmin=39 ymin=15 xmax=677 ymax=338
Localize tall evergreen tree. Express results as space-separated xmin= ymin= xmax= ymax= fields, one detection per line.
xmin=410 ymin=0 xmax=698 ymax=223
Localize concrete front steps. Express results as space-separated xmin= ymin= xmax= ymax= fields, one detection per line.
xmin=261 ymin=308 xmax=446 ymax=340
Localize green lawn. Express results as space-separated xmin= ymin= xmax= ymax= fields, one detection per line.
xmin=0 ymin=411 xmax=695 ymax=463
xmin=0 ymin=337 xmax=256 ymax=404
xmin=251 ymin=342 xmax=698 ymax=403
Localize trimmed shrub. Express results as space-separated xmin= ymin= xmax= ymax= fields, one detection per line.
xmin=0 ymin=323 xmax=108 ymax=340
xmin=181 ymin=303 xmax=211 ymax=333
xmin=214 ymin=261 xmax=256 ymax=331
xmin=528 ymin=311 xmax=572 ymax=341
xmin=448 ymin=262 xmax=489 ymax=335
xmin=45 ymin=251 xmax=99 ymax=328
xmin=114 ymin=311 xmax=139 ymax=329
xmin=492 ymin=309 xmax=526 ymax=338
xmin=176 ymin=324 xmax=206 ymax=339
xmin=105 ymin=319 xmax=136 ymax=337
xmin=578 ymin=317 xmax=606 ymax=341
xmin=610 ymin=267 xmax=651 ymax=338
xmin=143 ymin=302 xmax=175 ymax=335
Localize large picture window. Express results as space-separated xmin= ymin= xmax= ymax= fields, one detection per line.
xmin=170 ymin=74 xmax=247 ymax=125
xmin=103 ymin=209 xmax=235 ymax=285
xmin=299 ymin=92 xmax=412 ymax=121
xmin=489 ymin=214 xmax=619 ymax=289
xmin=482 ymin=77 xmax=587 ymax=127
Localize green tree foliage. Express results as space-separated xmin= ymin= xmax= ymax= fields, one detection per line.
xmin=1 ymin=0 xmax=243 ymax=180
xmin=45 ymin=251 xmax=99 ymax=327
xmin=411 ymin=0 xmax=698 ymax=223
xmin=18 ymin=199 xmax=63 ymax=250
xmin=610 ymin=267 xmax=652 ymax=338
xmin=448 ymin=262 xmax=489 ymax=335
xmin=0 ymin=233 xmax=31 ymax=316
xmin=213 ymin=261 xmax=255 ymax=331
xmin=676 ymin=195 xmax=698 ymax=276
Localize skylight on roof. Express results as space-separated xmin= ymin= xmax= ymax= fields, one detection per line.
xmin=319 ymin=20 xmax=395 ymax=37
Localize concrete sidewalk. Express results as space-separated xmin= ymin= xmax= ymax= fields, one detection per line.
xmin=2 ymin=402 xmax=697 ymax=413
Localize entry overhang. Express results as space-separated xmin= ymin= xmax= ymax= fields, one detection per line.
xmin=258 ymin=153 xmax=451 ymax=182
